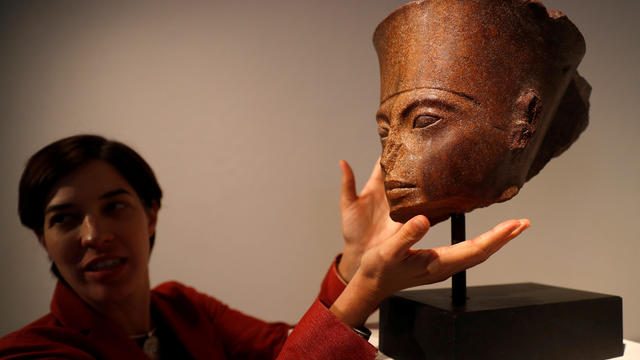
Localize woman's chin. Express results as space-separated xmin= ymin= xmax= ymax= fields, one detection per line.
xmin=71 ymin=264 xmax=147 ymax=305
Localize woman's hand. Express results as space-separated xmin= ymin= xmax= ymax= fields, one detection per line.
xmin=338 ymin=159 xmax=402 ymax=282
xmin=330 ymin=216 xmax=530 ymax=328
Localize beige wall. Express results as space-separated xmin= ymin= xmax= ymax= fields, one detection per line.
xmin=1 ymin=0 xmax=638 ymax=342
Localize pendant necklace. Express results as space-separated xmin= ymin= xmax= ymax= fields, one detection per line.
xmin=130 ymin=328 xmax=159 ymax=359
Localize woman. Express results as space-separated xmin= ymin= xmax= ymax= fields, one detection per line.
xmin=0 ymin=135 xmax=529 ymax=359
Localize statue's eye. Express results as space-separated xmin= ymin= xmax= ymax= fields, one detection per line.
xmin=377 ymin=124 xmax=390 ymax=139
xmin=413 ymin=114 xmax=441 ymax=129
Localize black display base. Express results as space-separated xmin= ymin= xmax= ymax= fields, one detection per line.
xmin=379 ymin=283 xmax=623 ymax=360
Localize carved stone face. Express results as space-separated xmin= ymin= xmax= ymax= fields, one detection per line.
xmin=374 ymin=0 xmax=589 ymax=224
xmin=376 ymin=86 xmax=517 ymax=225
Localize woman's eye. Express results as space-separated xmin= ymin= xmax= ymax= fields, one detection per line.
xmin=50 ymin=214 xmax=69 ymax=224
xmin=49 ymin=214 xmax=79 ymax=228
xmin=105 ymin=202 xmax=126 ymax=213
xmin=413 ymin=114 xmax=441 ymax=129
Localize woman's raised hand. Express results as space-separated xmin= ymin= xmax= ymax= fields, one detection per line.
xmin=331 ymin=213 xmax=530 ymax=328
xmin=338 ymin=159 xmax=402 ymax=282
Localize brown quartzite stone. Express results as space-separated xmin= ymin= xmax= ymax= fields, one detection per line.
xmin=373 ymin=0 xmax=589 ymax=224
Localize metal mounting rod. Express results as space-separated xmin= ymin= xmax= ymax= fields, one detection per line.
xmin=451 ymin=213 xmax=467 ymax=306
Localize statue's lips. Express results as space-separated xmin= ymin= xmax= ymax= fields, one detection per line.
xmin=385 ymin=180 xmax=417 ymax=201
xmin=386 ymin=188 xmax=417 ymax=201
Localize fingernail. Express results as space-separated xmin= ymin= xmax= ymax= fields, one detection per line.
xmin=500 ymin=221 xmax=520 ymax=233
xmin=413 ymin=216 xmax=428 ymax=232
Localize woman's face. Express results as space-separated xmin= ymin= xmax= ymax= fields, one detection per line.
xmin=41 ymin=160 xmax=157 ymax=308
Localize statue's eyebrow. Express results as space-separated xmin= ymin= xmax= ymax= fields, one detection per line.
xmin=380 ymin=86 xmax=480 ymax=106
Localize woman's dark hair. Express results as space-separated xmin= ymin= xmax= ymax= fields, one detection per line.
xmin=19 ymin=134 xmax=163 ymax=279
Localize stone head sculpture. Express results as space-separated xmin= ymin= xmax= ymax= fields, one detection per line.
xmin=374 ymin=0 xmax=590 ymax=225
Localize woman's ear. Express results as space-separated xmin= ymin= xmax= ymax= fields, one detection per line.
xmin=509 ymin=88 xmax=542 ymax=150
xmin=146 ymin=200 xmax=159 ymax=236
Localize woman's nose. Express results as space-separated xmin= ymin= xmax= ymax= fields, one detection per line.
xmin=79 ymin=215 xmax=113 ymax=247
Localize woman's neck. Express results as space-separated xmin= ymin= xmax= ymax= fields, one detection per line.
xmin=101 ymin=289 xmax=153 ymax=336
xmin=80 ymin=277 xmax=154 ymax=336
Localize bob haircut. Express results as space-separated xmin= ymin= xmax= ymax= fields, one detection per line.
xmin=18 ymin=134 xmax=163 ymax=279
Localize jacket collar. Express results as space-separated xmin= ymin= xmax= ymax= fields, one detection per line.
xmin=51 ymin=281 xmax=227 ymax=359
xmin=50 ymin=281 xmax=150 ymax=358
xmin=150 ymin=284 xmax=226 ymax=358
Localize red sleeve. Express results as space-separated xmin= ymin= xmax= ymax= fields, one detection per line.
xmin=275 ymin=255 xmax=378 ymax=359
xmin=277 ymin=300 xmax=378 ymax=360
xmin=208 ymin=255 xmax=376 ymax=359
xmin=207 ymin=255 xmax=374 ymax=359
xmin=317 ymin=255 xmax=348 ymax=308
xmin=209 ymin=302 xmax=293 ymax=359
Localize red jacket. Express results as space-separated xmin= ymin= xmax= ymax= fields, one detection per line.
xmin=0 ymin=259 xmax=377 ymax=359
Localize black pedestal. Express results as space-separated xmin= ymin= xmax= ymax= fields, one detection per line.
xmin=379 ymin=283 xmax=623 ymax=360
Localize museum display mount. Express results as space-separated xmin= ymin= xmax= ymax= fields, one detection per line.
xmin=379 ymin=281 xmax=624 ymax=360
xmin=379 ymin=215 xmax=624 ymax=359
xmin=373 ymin=1 xmax=624 ymax=358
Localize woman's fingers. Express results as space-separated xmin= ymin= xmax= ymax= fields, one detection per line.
xmin=339 ymin=160 xmax=357 ymax=207
xmin=431 ymin=219 xmax=530 ymax=274
xmin=468 ymin=219 xmax=530 ymax=257
xmin=348 ymin=217 xmax=529 ymax=310
xmin=384 ymin=215 xmax=430 ymax=259
xmin=362 ymin=157 xmax=385 ymax=191
xmin=503 ymin=219 xmax=531 ymax=243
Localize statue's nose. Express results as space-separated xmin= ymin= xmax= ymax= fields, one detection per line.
xmin=380 ymin=140 xmax=405 ymax=175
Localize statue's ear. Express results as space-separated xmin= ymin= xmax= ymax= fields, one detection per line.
xmin=509 ymin=88 xmax=542 ymax=150
xmin=525 ymin=72 xmax=590 ymax=181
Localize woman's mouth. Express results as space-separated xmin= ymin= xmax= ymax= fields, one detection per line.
xmin=86 ymin=258 xmax=126 ymax=272
xmin=83 ymin=257 xmax=128 ymax=282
